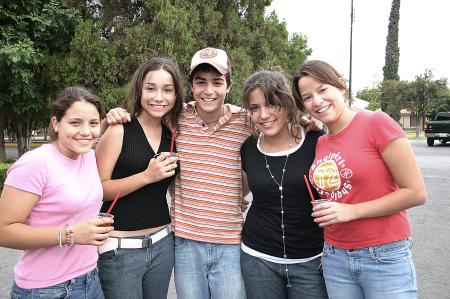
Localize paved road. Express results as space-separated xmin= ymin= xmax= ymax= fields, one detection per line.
xmin=1 ymin=140 xmax=449 ymax=298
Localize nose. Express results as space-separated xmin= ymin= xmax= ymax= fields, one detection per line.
xmin=154 ymin=89 xmax=163 ymax=102
xmin=79 ymin=123 xmax=91 ymax=135
xmin=205 ymin=82 xmax=214 ymax=94
xmin=259 ymin=105 xmax=271 ymax=119
xmin=312 ymin=94 xmax=323 ymax=106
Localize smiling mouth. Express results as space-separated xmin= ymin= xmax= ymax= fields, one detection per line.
xmin=76 ymin=139 xmax=92 ymax=144
xmin=316 ymin=105 xmax=331 ymax=113
xmin=260 ymin=120 xmax=276 ymax=128
xmin=202 ymin=97 xmax=216 ymax=103
xmin=150 ymin=104 xmax=168 ymax=109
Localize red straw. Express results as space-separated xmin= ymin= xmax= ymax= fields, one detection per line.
xmin=303 ymin=175 xmax=315 ymax=203
xmin=169 ymin=129 xmax=176 ymax=154
xmin=105 ymin=191 xmax=121 ymax=216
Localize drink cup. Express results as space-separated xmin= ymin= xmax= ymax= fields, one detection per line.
xmin=98 ymin=213 xmax=114 ymax=227
xmin=311 ymin=198 xmax=331 ymax=207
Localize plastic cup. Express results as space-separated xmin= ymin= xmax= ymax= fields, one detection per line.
xmin=98 ymin=213 xmax=114 ymax=227
xmin=311 ymin=198 xmax=331 ymax=207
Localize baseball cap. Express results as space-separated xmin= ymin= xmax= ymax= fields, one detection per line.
xmin=190 ymin=47 xmax=231 ymax=75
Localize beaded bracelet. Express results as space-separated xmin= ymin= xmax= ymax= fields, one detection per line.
xmin=64 ymin=224 xmax=74 ymax=246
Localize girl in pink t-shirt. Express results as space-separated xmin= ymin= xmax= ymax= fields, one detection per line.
xmin=292 ymin=60 xmax=426 ymax=299
xmin=0 ymin=87 xmax=113 ymax=298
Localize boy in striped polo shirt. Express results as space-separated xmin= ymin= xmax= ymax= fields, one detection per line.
xmin=171 ymin=47 xmax=248 ymax=298
xmin=106 ymin=48 xmax=249 ymax=298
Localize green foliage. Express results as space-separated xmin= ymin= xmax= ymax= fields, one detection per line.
xmin=356 ymin=86 xmax=381 ymax=102
xmin=0 ymin=0 xmax=81 ymax=156
xmin=0 ymin=161 xmax=14 ymax=191
xmin=60 ymin=0 xmax=311 ymax=107
xmin=383 ymin=0 xmax=400 ymax=81
xmin=380 ymin=80 xmax=408 ymax=121
xmin=357 ymin=86 xmax=381 ymax=111
xmin=404 ymin=70 xmax=450 ymax=121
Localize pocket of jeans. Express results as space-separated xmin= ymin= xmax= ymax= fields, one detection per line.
xmin=321 ymin=243 xmax=333 ymax=257
xmin=374 ymin=244 xmax=411 ymax=264
xmin=174 ymin=236 xmax=186 ymax=249
xmin=10 ymin=288 xmax=21 ymax=299
xmin=98 ymin=249 xmax=117 ymax=261
xmin=11 ymin=282 xmax=30 ymax=299
xmin=38 ymin=284 xmax=68 ymax=299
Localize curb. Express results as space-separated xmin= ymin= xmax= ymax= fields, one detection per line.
xmin=4 ymin=143 xmax=45 ymax=148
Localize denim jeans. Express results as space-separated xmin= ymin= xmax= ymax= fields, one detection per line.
xmin=174 ymin=236 xmax=246 ymax=299
xmin=322 ymin=239 xmax=417 ymax=299
xmin=240 ymin=250 xmax=328 ymax=299
xmin=11 ymin=268 xmax=103 ymax=299
xmin=98 ymin=233 xmax=174 ymax=299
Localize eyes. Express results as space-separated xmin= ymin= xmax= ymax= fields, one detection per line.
xmin=302 ymin=87 xmax=328 ymax=102
xmin=145 ymin=86 xmax=175 ymax=94
xmin=69 ymin=120 xmax=100 ymax=127
xmin=193 ymin=79 xmax=225 ymax=87
xmin=248 ymin=103 xmax=279 ymax=114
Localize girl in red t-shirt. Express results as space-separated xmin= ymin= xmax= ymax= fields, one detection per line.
xmin=292 ymin=60 xmax=426 ymax=299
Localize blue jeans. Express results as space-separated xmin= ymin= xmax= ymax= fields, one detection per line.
xmin=240 ymin=250 xmax=328 ymax=299
xmin=174 ymin=236 xmax=246 ymax=299
xmin=322 ymin=239 xmax=417 ymax=299
xmin=98 ymin=233 xmax=174 ymax=299
xmin=11 ymin=268 xmax=103 ymax=299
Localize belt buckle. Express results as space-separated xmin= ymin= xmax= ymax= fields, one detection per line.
xmin=142 ymin=238 xmax=152 ymax=248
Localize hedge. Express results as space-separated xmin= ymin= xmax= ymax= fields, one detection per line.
xmin=0 ymin=160 xmax=14 ymax=190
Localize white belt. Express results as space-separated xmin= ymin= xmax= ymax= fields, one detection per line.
xmin=98 ymin=226 xmax=171 ymax=254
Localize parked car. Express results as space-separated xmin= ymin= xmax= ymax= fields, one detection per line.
xmin=423 ymin=112 xmax=450 ymax=146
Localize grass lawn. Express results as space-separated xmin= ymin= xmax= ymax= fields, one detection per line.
xmin=404 ymin=128 xmax=425 ymax=139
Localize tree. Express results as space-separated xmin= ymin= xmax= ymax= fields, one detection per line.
xmin=383 ymin=0 xmax=400 ymax=81
xmin=380 ymin=80 xmax=408 ymax=122
xmin=356 ymin=86 xmax=381 ymax=111
xmin=62 ymin=0 xmax=311 ymax=107
xmin=404 ymin=70 xmax=450 ymax=137
xmin=381 ymin=0 xmax=401 ymax=115
xmin=0 ymin=0 xmax=81 ymax=157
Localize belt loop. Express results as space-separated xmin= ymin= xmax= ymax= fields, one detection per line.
xmin=142 ymin=238 xmax=151 ymax=248
xmin=117 ymin=237 xmax=122 ymax=249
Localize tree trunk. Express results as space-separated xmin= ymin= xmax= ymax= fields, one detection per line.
xmin=415 ymin=112 xmax=420 ymax=139
xmin=0 ymin=109 xmax=5 ymax=160
xmin=44 ymin=125 xmax=48 ymax=141
xmin=15 ymin=117 xmax=33 ymax=157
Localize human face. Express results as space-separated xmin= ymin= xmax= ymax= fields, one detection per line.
xmin=298 ymin=75 xmax=348 ymax=132
xmin=247 ymin=88 xmax=289 ymax=139
xmin=52 ymin=100 xmax=101 ymax=159
xmin=191 ymin=69 xmax=230 ymax=117
xmin=141 ymin=69 xmax=176 ymax=119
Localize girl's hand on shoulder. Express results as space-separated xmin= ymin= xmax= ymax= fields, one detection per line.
xmin=311 ymin=202 xmax=357 ymax=227
xmin=72 ymin=218 xmax=114 ymax=246
xmin=106 ymin=107 xmax=131 ymax=125
xmin=300 ymin=114 xmax=323 ymax=132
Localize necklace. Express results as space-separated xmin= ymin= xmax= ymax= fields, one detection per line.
xmin=199 ymin=106 xmax=225 ymax=125
xmin=262 ymin=138 xmax=293 ymax=288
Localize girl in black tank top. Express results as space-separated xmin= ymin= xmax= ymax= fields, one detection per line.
xmin=95 ymin=57 xmax=184 ymax=299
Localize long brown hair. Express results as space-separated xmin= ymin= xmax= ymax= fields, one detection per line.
xmin=127 ymin=57 xmax=184 ymax=131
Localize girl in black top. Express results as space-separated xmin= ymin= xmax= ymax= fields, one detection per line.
xmin=95 ymin=57 xmax=184 ymax=299
xmin=240 ymin=69 xmax=328 ymax=298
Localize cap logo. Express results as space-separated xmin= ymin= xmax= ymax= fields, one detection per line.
xmin=199 ymin=48 xmax=217 ymax=59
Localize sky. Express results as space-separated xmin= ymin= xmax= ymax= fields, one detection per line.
xmin=267 ymin=0 xmax=450 ymax=92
